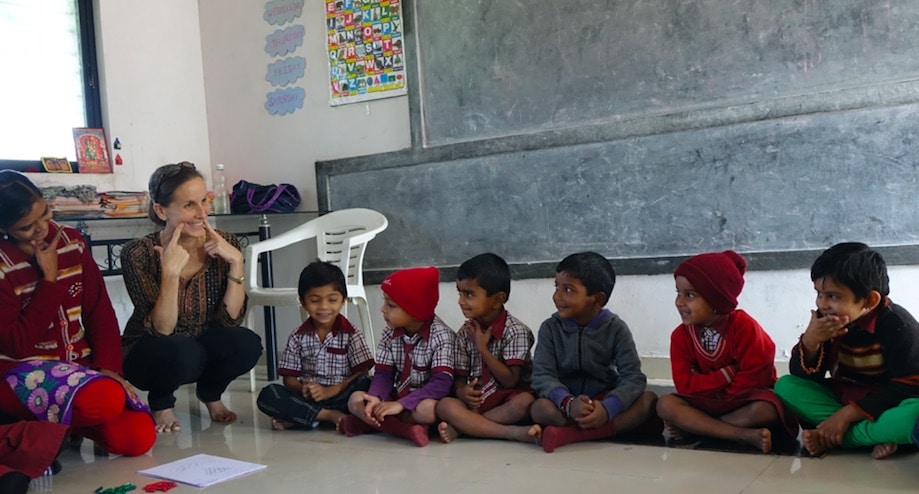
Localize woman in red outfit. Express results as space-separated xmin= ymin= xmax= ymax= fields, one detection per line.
xmin=0 ymin=171 xmax=154 ymax=456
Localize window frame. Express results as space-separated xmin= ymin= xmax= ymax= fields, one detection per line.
xmin=0 ymin=0 xmax=102 ymax=172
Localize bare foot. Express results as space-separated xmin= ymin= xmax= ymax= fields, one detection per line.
xmin=152 ymin=409 xmax=181 ymax=433
xmin=527 ymin=424 xmax=543 ymax=445
xmin=738 ymin=428 xmax=772 ymax=453
xmin=316 ymin=408 xmax=345 ymax=426
xmin=872 ymin=443 xmax=898 ymax=459
xmin=664 ymin=421 xmax=690 ymax=442
xmin=438 ymin=421 xmax=459 ymax=443
xmin=335 ymin=415 xmax=347 ymax=433
xmin=802 ymin=429 xmax=830 ymax=456
xmin=271 ymin=418 xmax=297 ymax=431
xmin=507 ymin=425 xmax=541 ymax=444
xmin=203 ymin=400 xmax=237 ymax=423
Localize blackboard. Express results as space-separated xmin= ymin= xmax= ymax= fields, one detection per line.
xmin=416 ymin=0 xmax=919 ymax=146
xmin=316 ymin=0 xmax=919 ymax=280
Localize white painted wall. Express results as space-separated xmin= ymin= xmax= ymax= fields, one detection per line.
xmin=26 ymin=2 xmax=919 ymax=381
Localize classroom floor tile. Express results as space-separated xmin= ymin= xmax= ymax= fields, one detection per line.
xmin=44 ymin=377 xmax=918 ymax=494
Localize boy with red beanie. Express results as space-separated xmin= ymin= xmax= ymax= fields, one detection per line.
xmin=339 ymin=266 xmax=455 ymax=446
xmin=656 ymin=250 xmax=796 ymax=453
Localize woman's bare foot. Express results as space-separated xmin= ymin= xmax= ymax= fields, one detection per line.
xmin=438 ymin=421 xmax=459 ymax=443
xmin=203 ymin=400 xmax=237 ymax=423
xmin=271 ymin=418 xmax=297 ymax=431
xmin=738 ymin=428 xmax=772 ymax=453
xmin=527 ymin=424 xmax=543 ymax=445
xmin=872 ymin=443 xmax=898 ymax=459
xmin=802 ymin=429 xmax=830 ymax=456
xmin=153 ymin=409 xmax=181 ymax=433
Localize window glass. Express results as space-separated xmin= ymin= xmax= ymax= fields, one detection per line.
xmin=0 ymin=0 xmax=99 ymax=168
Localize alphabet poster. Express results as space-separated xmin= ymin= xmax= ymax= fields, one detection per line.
xmin=325 ymin=0 xmax=406 ymax=106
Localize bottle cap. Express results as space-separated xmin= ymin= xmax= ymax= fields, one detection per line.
xmin=216 ymin=163 xmax=224 ymax=170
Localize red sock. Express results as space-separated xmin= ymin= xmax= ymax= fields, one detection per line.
xmin=541 ymin=423 xmax=616 ymax=453
xmin=339 ymin=415 xmax=376 ymax=437
xmin=380 ymin=416 xmax=429 ymax=447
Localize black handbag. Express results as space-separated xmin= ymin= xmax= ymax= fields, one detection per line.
xmin=230 ymin=180 xmax=301 ymax=214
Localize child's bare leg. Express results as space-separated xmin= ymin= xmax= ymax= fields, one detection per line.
xmin=482 ymin=393 xmax=535 ymax=425
xmin=530 ymin=398 xmax=568 ymax=427
xmin=437 ymin=396 xmax=536 ymax=443
xmin=613 ymin=391 xmax=658 ymax=435
xmin=345 ymin=391 xmax=374 ymax=425
xmin=657 ymin=394 xmax=772 ymax=453
xmin=411 ymin=399 xmax=439 ymax=425
xmin=338 ymin=391 xmax=377 ymax=436
xmin=720 ymin=400 xmax=780 ymax=429
xmin=317 ymin=408 xmax=345 ymax=425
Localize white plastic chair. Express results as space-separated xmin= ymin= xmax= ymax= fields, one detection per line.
xmin=243 ymin=208 xmax=388 ymax=391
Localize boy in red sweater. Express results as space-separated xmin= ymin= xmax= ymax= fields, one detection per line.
xmin=656 ymin=250 xmax=795 ymax=453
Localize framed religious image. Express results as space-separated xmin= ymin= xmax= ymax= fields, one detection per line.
xmin=72 ymin=127 xmax=112 ymax=173
xmin=40 ymin=157 xmax=74 ymax=173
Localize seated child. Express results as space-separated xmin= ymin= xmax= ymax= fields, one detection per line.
xmin=775 ymin=242 xmax=919 ymax=459
xmin=339 ymin=266 xmax=455 ymax=447
xmin=436 ymin=253 xmax=537 ymax=443
xmin=530 ymin=252 xmax=658 ymax=453
xmin=656 ymin=250 xmax=796 ymax=453
xmin=256 ymin=261 xmax=374 ymax=430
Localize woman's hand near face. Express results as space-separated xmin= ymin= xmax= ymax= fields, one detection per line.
xmin=203 ymin=221 xmax=243 ymax=266
xmin=33 ymin=227 xmax=64 ymax=282
xmin=154 ymin=224 xmax=190 ymax=277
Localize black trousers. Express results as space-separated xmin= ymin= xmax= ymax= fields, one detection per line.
xmin=124 ymin=326 xmax=262 ymax=411
xmin=256 ymin=375 xmax=371 ymax=429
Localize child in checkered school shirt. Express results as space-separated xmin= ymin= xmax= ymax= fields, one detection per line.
xmin=435 ymin=253 xmax=537 ymax=444
xmin=256 ymin=261 xmax=374 ymax=430
xmin=339 ymin=266 xmax=455 ymax=447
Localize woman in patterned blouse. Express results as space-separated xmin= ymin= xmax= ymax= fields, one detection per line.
xmin=121 ymin=162 xmax=262 ymax=433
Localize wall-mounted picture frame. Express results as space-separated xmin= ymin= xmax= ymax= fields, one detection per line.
xmin=72 ymin=127 xmax=112 ymax=174
xmin=40 ymin=157 xmax=74 ymax=173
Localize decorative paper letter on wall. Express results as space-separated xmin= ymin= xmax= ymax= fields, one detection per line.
xmin=263 ymin=0 xmax=307 ymax=116
xmin=263 ymin=0 xmax=303 ymax=25
xmin=265 ymin=87 xmax=305 ymax=115
xmin=325 ymin=0 xmax=406 ymax=106
xmin=266 ymin=56 xmax=307 ymax=87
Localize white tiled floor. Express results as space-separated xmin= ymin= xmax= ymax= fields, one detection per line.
xmin=46 ymin=377 xmax=918 ymax=494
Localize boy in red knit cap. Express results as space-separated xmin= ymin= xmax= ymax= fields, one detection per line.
xmin=339 ymin=266 xmax=455 ymax=446
xmin=656 ymin=250 xmax=796 ymax=453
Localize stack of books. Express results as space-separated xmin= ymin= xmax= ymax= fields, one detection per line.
xmin=99 ymin=191 xmax=149 ymax=218
xmin=43 ymin=185 xmax=103 ymax=220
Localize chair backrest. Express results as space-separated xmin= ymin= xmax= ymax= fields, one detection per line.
xmin=244 ymin=208 xmax=388 ymax=293
xmin=310 ymin=208 xmax=388 ymax=291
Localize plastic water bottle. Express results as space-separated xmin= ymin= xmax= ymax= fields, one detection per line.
xmin=212 ymin=163 xmax=230 ymax=215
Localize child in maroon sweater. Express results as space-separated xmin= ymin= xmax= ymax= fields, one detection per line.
xmin=656 ymin=250 xmax=795 ymax=453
